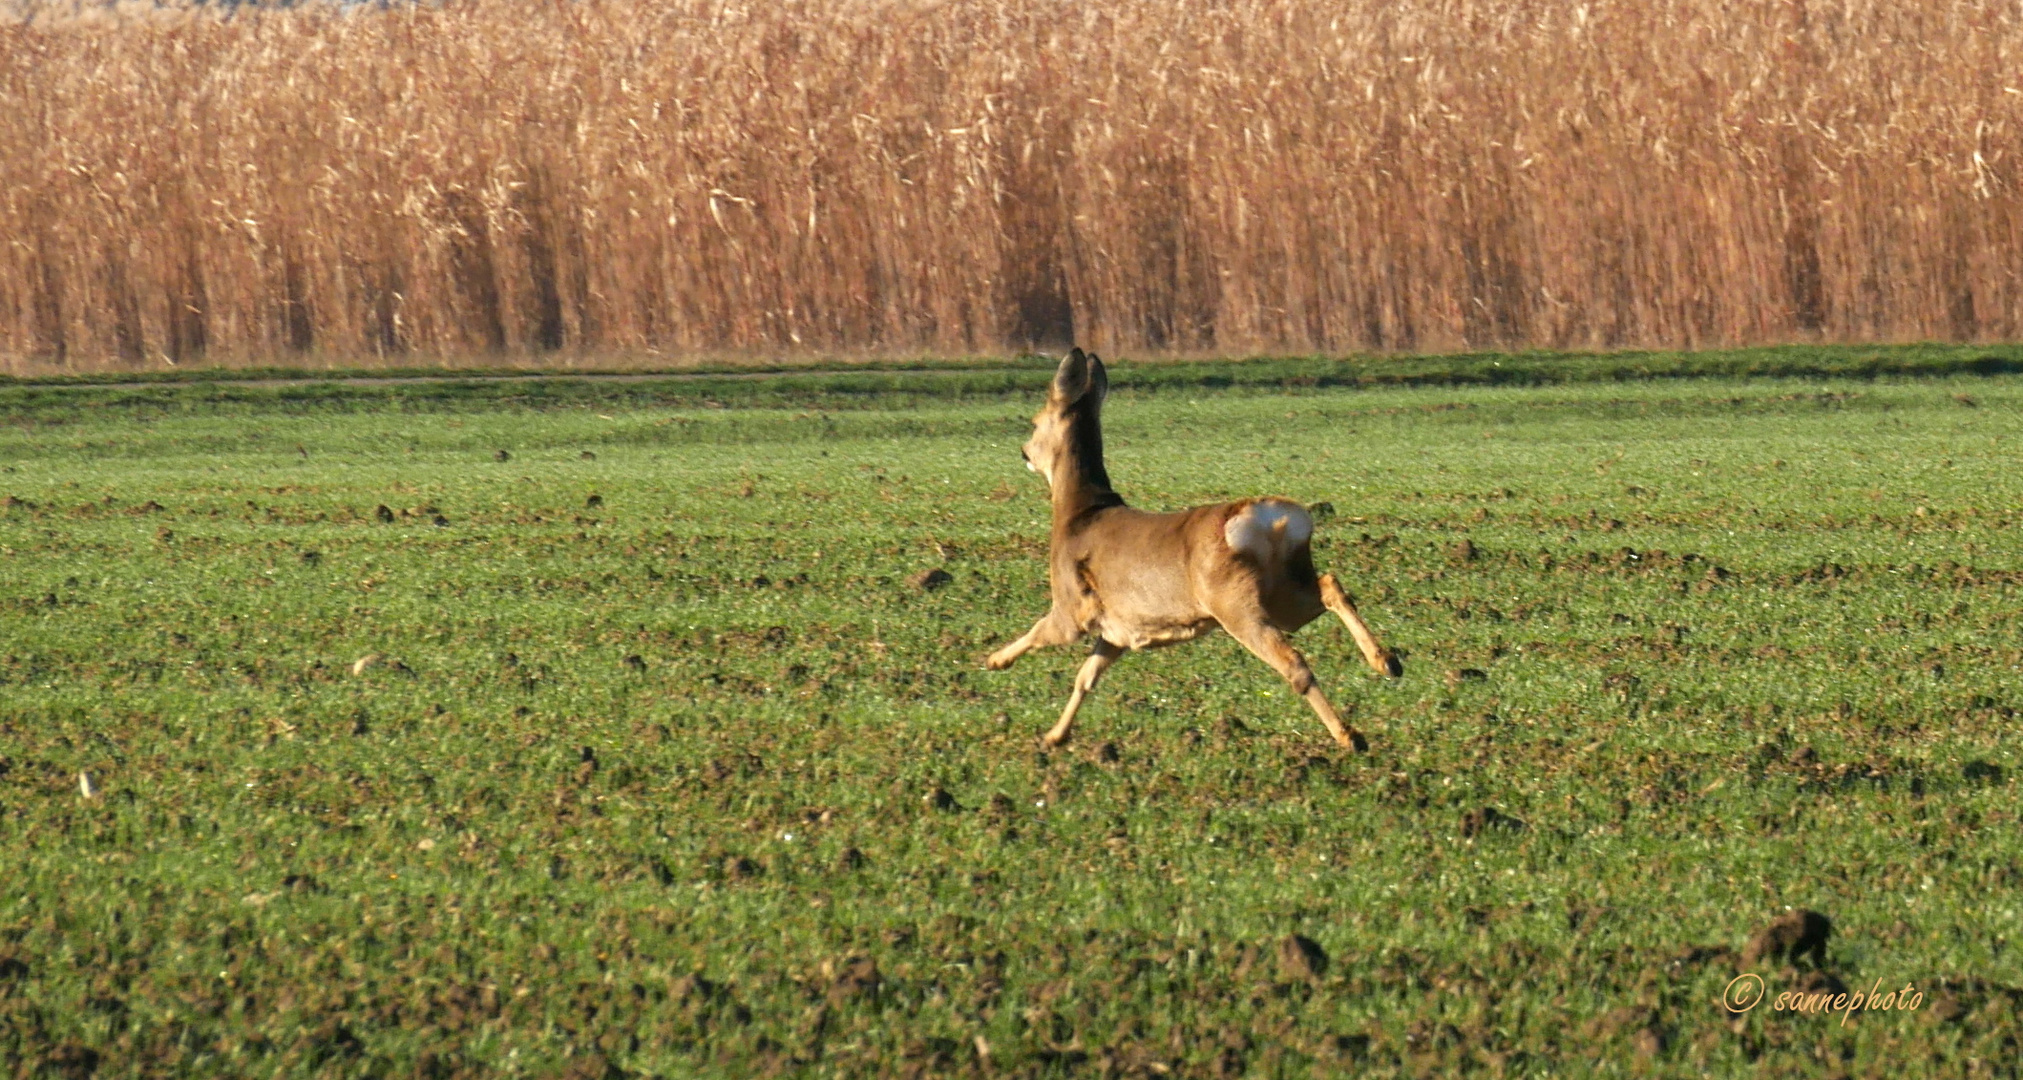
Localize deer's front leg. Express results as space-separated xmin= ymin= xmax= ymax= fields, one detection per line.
xmin=1041 ymin=639 xmax=1123 ymax=749
xmin=985 ymin=609 xmax=1078 ymax=670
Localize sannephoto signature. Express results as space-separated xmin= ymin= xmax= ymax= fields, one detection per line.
xmin=1725 ymin=973 xmax=1927 ymax=1025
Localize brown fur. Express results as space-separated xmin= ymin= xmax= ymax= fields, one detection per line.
xmin=985 ymin=349 xmax=1403 ymax=751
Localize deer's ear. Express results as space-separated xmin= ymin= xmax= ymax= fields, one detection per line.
xmin=1084 ymin=353 xmax=1108 ymax=401
xmin=1052 ymin=348 xmax=1094 ymax=402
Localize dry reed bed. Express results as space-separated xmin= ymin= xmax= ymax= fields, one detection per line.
xmin=2 ymin=0 xmax=2021 ymax=370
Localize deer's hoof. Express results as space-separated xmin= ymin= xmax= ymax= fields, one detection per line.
xmin=1379 ymin=651 xmax=1404 ymax=679
xmin=1344 ymin=730 xmax=1370 ymax=754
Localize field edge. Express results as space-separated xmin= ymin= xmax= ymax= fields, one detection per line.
xmin=5 ymin=343 xmax=2023 ymax=416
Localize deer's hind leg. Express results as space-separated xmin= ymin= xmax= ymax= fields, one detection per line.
xmin=986 ymin=609 xmax=1078 ymax=670
xmin=1041 ymin=639 xmax=1123 ymax=749
xmin=1319 ymin=573 xmax=1404 ymax=678
xmin=1213 ymin=604 xmax=1369 ymax=753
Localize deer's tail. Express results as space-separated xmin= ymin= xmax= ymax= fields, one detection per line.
xmin=1223 ymin=499 xmax=1313 ymax=565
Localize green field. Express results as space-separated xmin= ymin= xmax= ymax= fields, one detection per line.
xmin=2 ymin=356 xmax=2020 ymax=1077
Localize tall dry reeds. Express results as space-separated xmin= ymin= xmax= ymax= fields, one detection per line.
xmin=3 ymin=0 xmax=2021 ymax=371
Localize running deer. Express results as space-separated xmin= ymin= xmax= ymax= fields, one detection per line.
xmin=984 ymin=349 xmax=1404 ymax=751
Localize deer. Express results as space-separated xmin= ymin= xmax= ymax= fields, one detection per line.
xmin=984 ymin=348 xmax=1405 ymax=752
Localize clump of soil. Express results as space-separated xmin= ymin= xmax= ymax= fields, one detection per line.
xmin=1460 ymin=807 xmax=1526 ymax=838
xmin=1277 ymin=935 xmax=1329 ymax=982
xmin=1962 ymin=760 xmax=2005 ymax=784
xmin=827 ymin=957 xmax=882 ymax=1003
xmin=1741 ymin=910 xmax=1831 ymax=968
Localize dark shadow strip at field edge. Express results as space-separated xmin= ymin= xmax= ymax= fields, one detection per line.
xmin=3 ymin=344 xmax=2021 ymax=415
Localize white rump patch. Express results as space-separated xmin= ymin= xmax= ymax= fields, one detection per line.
xmin=1223 ymin=500 xmax=1313 ymax=560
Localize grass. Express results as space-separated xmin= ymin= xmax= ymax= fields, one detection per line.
xmin=2 ymin=360 xmax=2021 ymax=1077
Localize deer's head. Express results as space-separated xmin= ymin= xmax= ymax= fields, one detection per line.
xmin=1022 ymin=348 xmax=1110 ymax=494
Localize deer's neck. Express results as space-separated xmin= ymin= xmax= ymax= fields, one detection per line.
xmin=1051 ymin=409 xmax=1125 ymax=523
